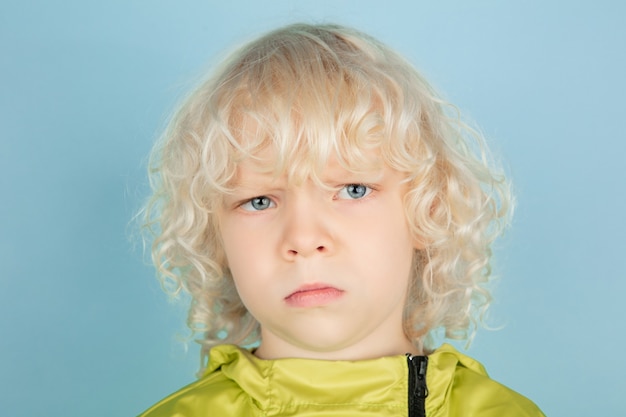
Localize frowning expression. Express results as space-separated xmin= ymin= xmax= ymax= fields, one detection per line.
xmin=218 ymin=156 xmax=418 ymax=360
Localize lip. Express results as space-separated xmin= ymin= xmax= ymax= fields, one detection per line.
xmin=284 ymin=283 xmax=345 ymax=308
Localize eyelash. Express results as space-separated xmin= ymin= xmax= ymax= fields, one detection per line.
xmin=239 ymin=196 xmax=276 ymax=212
xmin=336 ymin=184 xmax=374 ymax=200
xmin=238 ymin=184 xmax=374 ymax=212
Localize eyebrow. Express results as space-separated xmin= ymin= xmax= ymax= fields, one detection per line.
xmin=229 ymin=159 xmax=387 ymax=189
xmin=227 ymin=172 xmax=286 ymax=194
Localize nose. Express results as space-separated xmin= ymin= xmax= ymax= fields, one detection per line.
xmin=280 ymin=193 xmax=333 ymax=259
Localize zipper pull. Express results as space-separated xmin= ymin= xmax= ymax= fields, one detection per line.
xmin=407 ymin=354 xmax=428 ymax=417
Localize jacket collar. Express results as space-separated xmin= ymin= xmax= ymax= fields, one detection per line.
xmin=203 ymin=343 xmax=486 ymax=415
xmin=205 ymin=345 xmax=410 ymax=413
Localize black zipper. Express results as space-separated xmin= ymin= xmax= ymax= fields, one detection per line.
xmin=407 ymin=354 xmax=428 ymax=417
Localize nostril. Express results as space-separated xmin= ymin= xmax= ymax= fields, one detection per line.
xmin=284 ymin=244 xmax=329 ymax=258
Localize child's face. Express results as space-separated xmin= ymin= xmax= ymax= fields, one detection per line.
xmin=218 ymin=153 xmax=418 ymax=360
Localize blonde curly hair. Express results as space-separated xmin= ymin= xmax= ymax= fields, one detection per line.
xmin=143 ymin=22 xmax=512 ymax=364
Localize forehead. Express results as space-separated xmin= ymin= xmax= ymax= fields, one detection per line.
xmin=229 ymin=145 xmax=386 ymax=188
xmin=223 ymin=92 xmax=390 ymax=181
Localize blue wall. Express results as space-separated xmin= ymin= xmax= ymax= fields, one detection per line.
xmin=1 ymin=1 xmax=624 ymax=415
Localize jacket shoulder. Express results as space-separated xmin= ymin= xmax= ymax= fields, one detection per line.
xmin=427 ymin=345 xmax=545 ymax=417
xmin=137 ymin=371 xmax=251 ymax=417
xmin=138 ymin=345 xmax=253 ymax=417
xmin=448 ymin=364 xmax=545 ymax=417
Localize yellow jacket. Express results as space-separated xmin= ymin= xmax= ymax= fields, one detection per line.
xmin=139 ymin=344 xmax=544 ymax=416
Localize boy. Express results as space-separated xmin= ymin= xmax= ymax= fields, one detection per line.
xmin=140 ymin=23 xmax=544 ymax=416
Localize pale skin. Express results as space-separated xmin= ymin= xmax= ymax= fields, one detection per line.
xmin=218 ymin=155 xmax=422 ymax=361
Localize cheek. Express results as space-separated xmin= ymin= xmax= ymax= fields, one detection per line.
xmin=376 ymin=216 xmax=414 ymax=278
xmin=220 ymin=223 xmax=254 ymax=279
xmin=220 ymin=222 xmax=276 ymax=298
xmin=353 ymin=217 xmax=414 ymax=276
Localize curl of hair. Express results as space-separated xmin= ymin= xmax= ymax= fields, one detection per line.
xmin=142 ymin=22 xmax=512 ymax=365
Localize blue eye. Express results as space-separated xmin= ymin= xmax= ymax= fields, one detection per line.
xmin=241 ymin=196 xmax=275 ymax=211
xmin=337 ymin=184 xmax=372 ymax=199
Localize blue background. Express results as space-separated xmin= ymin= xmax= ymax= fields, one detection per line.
xmin=1 ymin=1 xmax=624 ymax=415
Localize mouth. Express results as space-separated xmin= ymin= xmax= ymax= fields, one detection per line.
xmin=284 ymin=284 xmax=345 ymax=308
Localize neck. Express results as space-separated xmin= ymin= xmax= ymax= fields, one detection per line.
xmin=254 ymin=334 xmax=421 ymax=361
